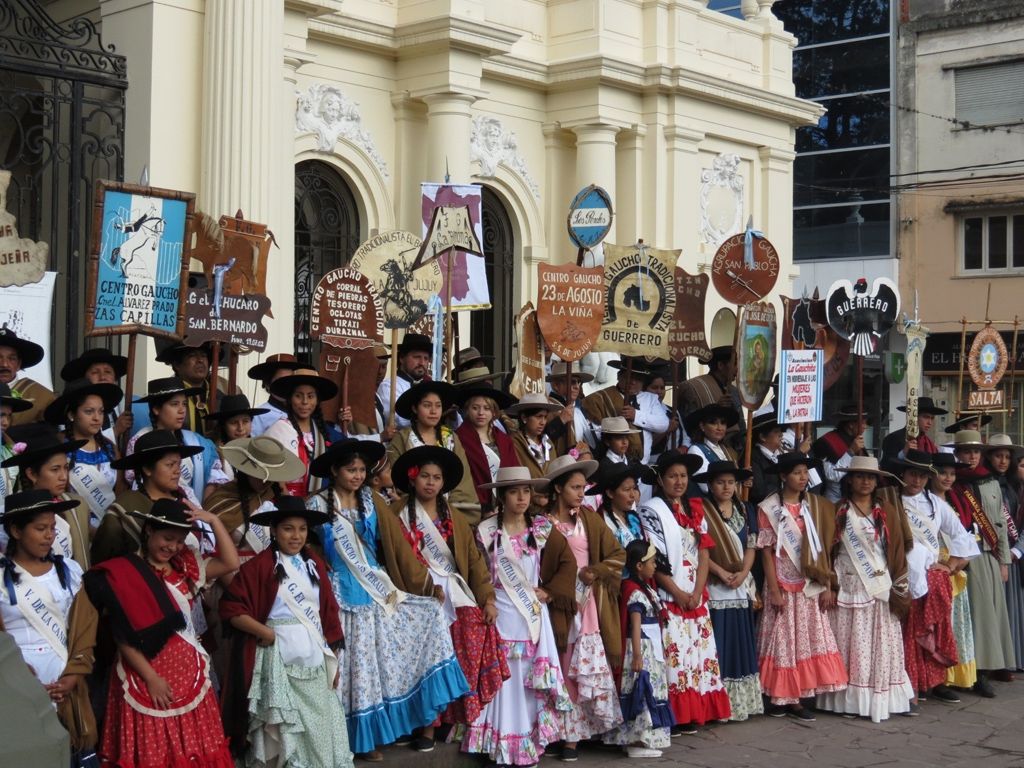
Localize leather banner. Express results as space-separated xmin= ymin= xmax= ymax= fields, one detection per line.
xmin=510 ymin=302 xmax=546 ymax=398
xmin=309 ymin=267 xmax=383 ymax=350
xmin=348 ymin=230 xmax=439 ymax=330
xmin=669 ymin=268 xmax=711 ymax=363
xmin=711 ymin=231 xmax=780 ymax=304
xmin=595 ymin=242 xmax=678 ymax=358
xmin=736 ymin=302 xmax=778 ymax=409
xmin=536 ymin=263 xmax=604 ymax=362
xmin=318 ymin=345 xmax=380 ymax=427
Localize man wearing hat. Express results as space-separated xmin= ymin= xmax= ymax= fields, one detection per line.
xmin=677 ymin=345 xmax=741 ymax=422
xmin=0 ymin=325 xmax=53 ymax=427
xmin=880 ymin=396 xmax=948 ymax=472
xmin=813 ymin=406 xmax=868 ymax=503
xmin=60 ymin=346 xmax=132 ymax=439
xmin=377 ymin=333 xmax=432 ymax=430
xmin=581 ymin=357 xmax=668 ymax=464
xmin=939 ymin=413 xmax=993 ymax=454
xmin=247 ymin=353 xmax=304 ymax=437
xmin=156 ymin=340 xmax=240 ymax=435
xmin=545 ymin=361 xmax=597 ymax=456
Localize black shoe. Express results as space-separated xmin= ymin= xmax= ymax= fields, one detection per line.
xmin=900 ymin=703 xmax=921 ymax=717
xmin=788 ymin=707 xmax=816 ymax=722
xmin=411 ymin=736 xmax=435 ymax=753
xmin=560 ymin=747 xmax=579 ymax=762
xmin=931 ymin=685 xmax=961 ymax=704
xmin=973 ymin=677 xmax=996 ymax=698
xmin=767 ymin=704 xmax=788 ymax=718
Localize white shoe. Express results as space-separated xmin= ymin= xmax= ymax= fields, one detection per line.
xmin=626 ymin=746 xmax=663 ymax=758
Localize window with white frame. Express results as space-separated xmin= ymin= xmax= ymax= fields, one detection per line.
xmin=960 ymin=210 xmax=1024 ymax=273
xmin=954 ymin=61 xmax=1024 ymax=127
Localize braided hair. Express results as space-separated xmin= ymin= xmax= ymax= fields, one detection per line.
xmin=599 ymin=473 xmax=643 ymax=537
xmin=268 ymin=519 xmax=321 ymax=586
xmin=623 ymin=539 xmax=662 ymax=618
xmin=835 ymin=475 xmax=888 ymax=547
xmin=15 ymin=450 xmax=67 ymax=493
xmin=63 ymin=391 xmax=116 ymax=468
xmin=492 ymin=487 xmax=538 ymax=553
xmin=1 ymin=514 xmax=71 ymax=599
xmin=140 ymin=520 xmax=198 ymax=596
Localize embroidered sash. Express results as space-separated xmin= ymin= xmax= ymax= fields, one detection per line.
xmin=68 ymin=461 xmax=116 ymax=517
xmin=840 ymin=505 xmax=892 ymax=601
xmin=400 ymin=505 xmax=476 ymax=619
xmin=11 ymin=570 xmax=69 ymax=666
xmin=903 ymin=495 xmax=941 ymax=558
xmin=961 ymin=485 xmax=999 ymax=553
xmin=53 ymin=516 xmax=74 ymax=561
xmin=763 ymin=497 xmax=825 ymax=597
xmin=330 ymin=512 xmax=406 ymax=614
xmin=179 ymin=431 xmax=204 ymax=500
xmin=478 ymin=518 xmax=542 ymax=643
xmin=277 ymin=555 xmax=338 ymax=683
xmin=243 ymin=500 xmax=274 ymax=553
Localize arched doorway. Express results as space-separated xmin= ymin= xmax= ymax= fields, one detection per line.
xmin=293 ymin=160 xmax=361 ymax=359
xmin=473 ymin=187 xmax=516 ymax=372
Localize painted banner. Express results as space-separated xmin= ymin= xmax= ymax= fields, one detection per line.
xmin=510 ymin=302 xmax=545 ymax=398
xmin=86 ymin=182 xmax=193 ymax=340
xmin=0 ymin=171 xmax=47 ymax=288
xmin=968 ymin=326 xmax=1007 ymax=390
xmin=419 ymin=183 xmax=490 ymax=310
xmin=536 ymin=264 xmax=604 ymax=362
xmin=901 ymin=318 xmax=929 ymax=438
xmin=595 ymin=242 xmax=678 ymax=358
xmin=566 ymin=185 xmax=613 ymax=250
xmin=348 ymin=230 xmax=438 ymax=330
xmin=736 ymin=302 xmax=777 ymax=409
xmin=825 ymin=277 xmax=901 ymax=357
xmin=669 ymin=268 xmax=711 ymax=362
xmin=777 ymin=349 xmax=824 ymax=425
xmin=780 ymin=294 xmax=826 ymax=351
xmin=184 ymin=289 xmax=271 ymax=350
xmin=711 ymin=229 xmax=780 ymax=304
xmin=0 ymin=272 xmax=56 ymax=390
xmin=318 ymin=346 xmax=380 ymax=427
xmin=309 ymin=267 xmax=383 ymax=350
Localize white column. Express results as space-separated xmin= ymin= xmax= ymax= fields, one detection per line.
xmin=758 ymin=145 xmax=796 ymax=295
xmin=423 ymin=92 xmax=477 ymax=184
xmin=616 ymin=125 xmax=647 ymax=244
xmin=665 ymin=126 xmax=704 ymax=249
xmin=572 ymin=123 xmax=619 ymax=242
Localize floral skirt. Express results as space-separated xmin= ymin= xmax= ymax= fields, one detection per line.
xmin=947 ymin=569 xmax=977 ymax=688
xmin=663 ymin=601 xmax=731 ymax=724
xmin=443 ymin=605 xmax=511 ymax=725
xmin=757 ymin=588 xmax=848 ymax=705
xmin=559 ymin=631 xmax=623 ymax=742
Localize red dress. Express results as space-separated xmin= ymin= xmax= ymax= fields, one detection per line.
xmin=100 ymin=552 xmax=233 ymax=768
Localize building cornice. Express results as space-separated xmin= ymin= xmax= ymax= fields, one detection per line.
xmin=309 ymin=13 xmax=522 ymax=58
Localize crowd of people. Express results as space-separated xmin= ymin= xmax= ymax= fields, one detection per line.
xmin=0 ymin=323 xmax=1021 ymax=768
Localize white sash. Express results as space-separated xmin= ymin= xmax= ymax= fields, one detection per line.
xmin=243 ymin=500 xmax=275 ymax=553
xmin=478 ymin=517 xmax=542 ymax=644
xmin=904 ymin=495 xmax=941 ymax=558
xmin=278 ymin=555 xmax=338 ymax=684
xmin=401 ymin=505 xmax=477 ymax=620
xmin=68 ymin=460 xmax=116 ymax=517
xmin=10 ymin=569 xmax=69 ymax=666
xmin=762 ymin=495 xmax=825 ymax=597
xmin=840 ymin=506 xmax=892 ymax=601
xmin=52 ymin=516 xmax=74 ymax=561
xmin=330 ymin=511 xmax=407 ymax=614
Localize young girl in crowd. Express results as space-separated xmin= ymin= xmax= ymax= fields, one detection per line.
xmin=454 ymin=387 xmax=519 ymax=514
xmin=818 ymin=458 xmax=914 ymax=722
xmin=386 ymin=381 xmax=479 ymax=523
xmin=202 ymin=394 xmax=268 ymax=482
xmin=545 ymin=454 xmax=625 ymax=759
xmin=1 ymin=490 xmax=98 ymax=765
xmin=605 ymin=540 xmax=672 ymax=758
xmin=83 ymin=497 xmax=240 ymax=767
xmin=466 ymin=466 xmax=575 ymax=766
xmin=391 ymin=446 xmax=510 ymax=748
xmin=45 ymin=378 xmax=124 ymax=524
xmin=219 ymin=496 xmax=351 ymax=767
xmin=638 ymin=452 xmax=731 ymax=733
xmin=263 ymin=368 xmax=338 ymax=496
xmin=508 ymin=393 xmax=563 ymax=480
xmin=685 ymin=404 xmax=740 ymax=493
xmin=125 ymin=377 xmax=229 ymax=502
xmin=597 ymin=464 xmax=646 ymax=549
xmin=985 ymin=435 xmax=1024 ymax=672
xmin=306 ymin=439 xmax=468 ymax=761
xmin=596 ymin=416 xmax=639 ymax=470
xmin=696 ymin=460 xmax=763 ymax=722
xmin=757 ymin=452 xmax=847 ymax=720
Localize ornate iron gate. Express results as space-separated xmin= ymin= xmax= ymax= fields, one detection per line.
xmin=472 ymin=186 xmax=515 ymax=372
xmin=0 ymin=0 xmax=126 ymax=364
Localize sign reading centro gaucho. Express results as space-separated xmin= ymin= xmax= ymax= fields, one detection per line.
xmin=310 ymin=267 xmax=383 ymax=350
xmin=536 ymin=264 xmax=604 ymax=362
xmin=595 ymin=242 xmax=678 ymax=358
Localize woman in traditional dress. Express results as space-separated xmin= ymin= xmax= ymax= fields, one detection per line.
xmin=695 ymin=460 xmax=763 ymax=722
xmin=385 ymin=381 xmax=480 ymax=524
xmin=604 ymin=540 xmax=672 ymax=758
xmin=202 ymin=394 xmax=269 ymax=483
xmin=816 ymin=457 xmax=914 ymax=722
xmin=219 ymin=496 xmax=351 ymax=767
xmin=0 ymin=381 xmax=31 ymax=499
xmin=454 ymin=386 xmax=520 ymax=516
xmin=305 ymin=438 xmax=469 ymax=761
xmin=464 ymin=466 xmax=575 ymax=766
xmin=390 ymin=446 xmax=509 ymax=748
xmin=750 ymin=410 xmax=784 ymax=507
xmin=45 ymin=378 xmax=124 ymax=525
xmin=685 ymin=404 xmax=739 ymax=494
xmin=756 ymin=452 xmax=847 ymax=721
xmin=0 ymin=490 xmax=99 ymax=766
xmin=83 ymin=497 xmax=240 ymax=768
xmin=544 ymin=454 xmax=625 ymax=758
xmin=263 ymin=368 xmax=338 ymax=497
xmin=92 ymin=430 xmax=203 ymax=565
xmin=508 ymin=393 xmax=564 ymax=480
xmin=931 ymin=452 xmax=980 ymax=692
xmin=948 ymin=430 xmax=1015 ymax=697
xmin=638 ymin=452 xmax=731 ymax=733
xmin=984 ymin=434 xmax=1024 ymax=673
xmin=125 ymin=377 xmax=229 ymax=503
xmin=596 ymin=464 xmax=646 ymax=550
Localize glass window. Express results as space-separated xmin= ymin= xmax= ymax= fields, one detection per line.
xmin=1014 ymin=215 xmax=1024 ymax=268
xmin=796 ymin=93 xmax=890 ymax=152
xmin=707 ymin=0 xmax=744 ymax=18
xmin=794 ymin=202 xmax=890 ymax=261
xmin=794 ymin=37 xmax=890 ymax=98
xmin=775 ymin=0 xmax=889 ymax=47
xmin=989 ymin=216 xmax=1008 ymax=269
xmin=964 ymin=217 xmax=983 ymax=270
xmin=961 ymin=212 xmax=1024 ymax=273
xmin=794 ymin=146 xmax=890 ymax=206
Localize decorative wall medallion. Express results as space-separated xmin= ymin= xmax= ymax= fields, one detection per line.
xmin=699 ymin=153 xmax=744 ymax=247
xmin=470 ymin=116 xmax=540 ymax=199
xmin=295 ymin=84 xmax=389 ymax=179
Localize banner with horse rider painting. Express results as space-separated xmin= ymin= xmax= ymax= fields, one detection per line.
xmin=348 ymin=230 xmax=440 ymax=330
xmin=86 ymin=181 xmax=194 ymax=340
xmin=594 ymin=241 xmax=678 ymax=358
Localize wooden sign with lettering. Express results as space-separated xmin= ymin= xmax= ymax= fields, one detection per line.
xmin=510 ymin=302 xmax=545 ymax=398
xmin=669 ymin=268 xmax=711 ymax=363
xmin=0 ymin=171 xmax=47 ymax=288
xmin=309 ymin=267 xmax=383 ymax=350
xmin=711 ymin=231 xmax=780 ymax=304
xmin=736 ymin=302 xmax=777 ymax=409
xmin=536 ymin=264 xmax=605 ymax=362
xmin=184 ymin=288 xmax=271 ymax=350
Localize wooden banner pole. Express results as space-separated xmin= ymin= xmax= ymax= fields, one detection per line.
xmin=342 ymin=354 xmax=351 ymax=429
xmin=670 ymin=360 xmax=680 ymax=451
xmin=444 ymin=250 xmax=455 ymax=383
xmin=388 ymin=330 xmax=399 ymax=430
xmin=209 ymin=341 xmax=221 ymax=416
xmin=227 ymin=346 xmax=237 ymax=395
xmin=566 ymin=366 xmax=576 ymax=447
xmin=119 ymin=332 xmax=138 ymax=456
xmin=742 ymin=407 xmax=754 ymax=501
xmin=856 ymin=354 xmax=865 ymax=441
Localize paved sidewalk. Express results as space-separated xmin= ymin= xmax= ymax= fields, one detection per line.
xmin=396 ymin=678 xmax=1024 ymax=767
